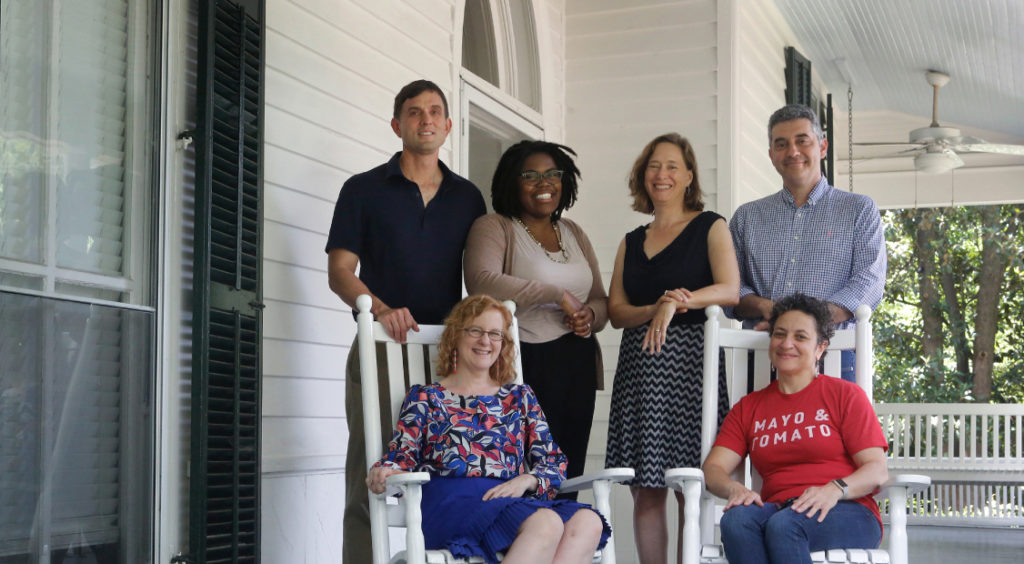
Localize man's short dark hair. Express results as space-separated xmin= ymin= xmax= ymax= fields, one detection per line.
xmin=768 ymin=104 xmax=824 ymax=142
xmin=491 ymin=140 xmax=580 ymax=221
xmin=393 ymin=79 xmax=449 ymax=119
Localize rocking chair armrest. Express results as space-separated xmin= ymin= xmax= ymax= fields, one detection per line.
xmin=559 ymin=467 xmax=635 ymax=494
xmin=383 ymin=471 xmax=432 ymax=497
xmin=378 ymin=472 xmax=432 ymax=563
xmin=876 ymin=474 xmax=929 ymax=564
xmin=877 ymin=473 xmax=931 ymax=499
xmin=664 ymin=467 xmax=705 ymax=492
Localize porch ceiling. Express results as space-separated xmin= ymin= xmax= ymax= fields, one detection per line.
xmin=773 ymin=0 xmax=1024 ymax=169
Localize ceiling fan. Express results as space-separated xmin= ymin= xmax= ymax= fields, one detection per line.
xmin=854 ymin=70 xmax=1024 ymax=174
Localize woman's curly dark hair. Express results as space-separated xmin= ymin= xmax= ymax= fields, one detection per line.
xmin=769 ymin=293 xmax=835 ymax=353
xmin=491 ymin=140 xmax=581 ymax=220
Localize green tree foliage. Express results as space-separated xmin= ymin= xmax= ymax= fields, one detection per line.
xmin=875 ymin=204 xmax=1024 ymax=404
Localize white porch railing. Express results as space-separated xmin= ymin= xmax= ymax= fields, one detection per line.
xmin=875 ymin=402 xmax=1024 ymax=527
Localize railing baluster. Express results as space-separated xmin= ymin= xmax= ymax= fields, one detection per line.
xmin=915 ymin=413 xmax=922 ymax=459
xmin=925 ymin=412 xmax=933 ymax=460
xmin=1011 ymin=415 xmax=1019 ymax=462
xmin=971 ymin=414 xmax=978 ymax=459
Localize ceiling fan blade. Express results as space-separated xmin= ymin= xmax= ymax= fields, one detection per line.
xmin=853 ymin=141 xmax=924 ymax=146
xmin=945 ymin=135 xmax=986 ymax=145
xmin=955 ymin=143 xmax=1024 ymax=156
xmin=850 ymin=154 xmax=917 ymax=161
xmin=944 ymin=150 xmax=965 ymax=168
xmin=894 ymin=146 xmax=924 ymax=155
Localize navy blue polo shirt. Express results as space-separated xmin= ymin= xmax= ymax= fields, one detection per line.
xmin=325 ymin=152 xmax=486 ymax=324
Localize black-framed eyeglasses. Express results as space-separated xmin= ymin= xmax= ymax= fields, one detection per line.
xmin=463 ymin=326 xmax=505 ymax=342
xmin=519 ymin=169 xmax=564 ymax=184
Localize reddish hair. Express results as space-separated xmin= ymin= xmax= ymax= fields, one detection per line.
xmin=436 ymin=295 xmax=517 ymax=385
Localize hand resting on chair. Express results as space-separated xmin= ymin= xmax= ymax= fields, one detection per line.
xmin=700 ymin=294 xmax=889 ymax=564
xmin=368 ymin=295 xmax=610 ymax=564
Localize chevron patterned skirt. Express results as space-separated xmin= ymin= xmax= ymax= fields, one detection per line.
xmin=605 ymin=323 xmax=729 ymax=488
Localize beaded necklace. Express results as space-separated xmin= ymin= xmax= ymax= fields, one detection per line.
xmin=513 ymin=217 xmax=569 ymax=264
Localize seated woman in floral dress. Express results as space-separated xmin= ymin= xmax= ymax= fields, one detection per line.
xmin=367 ymin=294 xmax=610 ymax=564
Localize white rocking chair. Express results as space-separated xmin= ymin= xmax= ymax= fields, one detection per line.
xmin=356 ymin=294 xmax=634 ymax=564
xmin=665 ymin=305 xmax=930 ymax=564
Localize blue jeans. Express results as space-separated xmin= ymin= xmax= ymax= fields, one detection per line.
xmin=720 ymin=500 xmax=881 ymax=564
xmin=840 ymin=349 xmax=856 ymax=383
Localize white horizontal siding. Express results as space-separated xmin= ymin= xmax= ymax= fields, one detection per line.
xmin=261 ymin=473 xmax=345 ymax=562
xmin=537 ymin=0 xmax=567 ymax=140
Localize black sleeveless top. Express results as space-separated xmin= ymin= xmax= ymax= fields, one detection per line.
xmin=622 ymin=211 xmax=723 ymax=326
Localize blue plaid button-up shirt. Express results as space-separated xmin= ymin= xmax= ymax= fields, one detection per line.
xmin=729 ymin=177 xmax=886 ymax=328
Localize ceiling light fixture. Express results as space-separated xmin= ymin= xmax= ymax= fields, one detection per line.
xmin=914 ymin=152 xmax=958 ymax=174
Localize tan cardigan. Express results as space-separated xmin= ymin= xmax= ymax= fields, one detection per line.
xmin=464 ymin=213 xmax=608 ymax=389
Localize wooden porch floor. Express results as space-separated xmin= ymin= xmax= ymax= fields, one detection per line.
xmin=886 ymin=525 xmax=1023 ymax=563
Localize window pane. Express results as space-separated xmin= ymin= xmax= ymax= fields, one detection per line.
xmin=54 ymin=281 xmax=125 ymax=303
xmin=54 ymin=1 xmax=130 ymax=276
xmin=0 ymin=271 xmax=43 ymax=292
xmin=462 ymin=0 xmax=499 ymax=86
xmin=507 ymin=1 xmax=540 ymax=111
xmin=0 ymin=1 xmax=46 ymax=265
xmin=0 ymin=0 xmax=151 ymax=304
xmin=0 ymin=291 xmax=152 ymax=563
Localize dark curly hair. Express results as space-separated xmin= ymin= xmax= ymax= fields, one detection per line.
xmin=627 ymin=133 xmax=704 ymax=214
xmin=769 ymin=293 xmax=835 ymax=350
xmin=491 ymin=140 xmax=580 ymax=220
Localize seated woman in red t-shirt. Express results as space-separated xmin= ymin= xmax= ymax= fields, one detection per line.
xmin=702 ymin=293 xmax=889 ymax=564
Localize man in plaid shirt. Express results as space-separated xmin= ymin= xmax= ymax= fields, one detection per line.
xmin=730 ymin=104 xmax=886 ymax=382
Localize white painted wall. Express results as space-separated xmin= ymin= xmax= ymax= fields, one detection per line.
xmin=259 ymin=0 xmax=567 ymax=560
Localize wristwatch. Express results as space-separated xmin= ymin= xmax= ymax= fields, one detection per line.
xmin=831 ymin=478 xmax=849 ymax=499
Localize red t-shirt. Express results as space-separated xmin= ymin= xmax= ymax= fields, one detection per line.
xmin=713 ymin=375 xmax=888 ymax=527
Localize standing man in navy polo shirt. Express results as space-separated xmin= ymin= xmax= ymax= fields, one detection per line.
xmin=730 ymin=104 xmax=886 ymax=382
xmin=326 ymin=79 xmax=485 ymax=563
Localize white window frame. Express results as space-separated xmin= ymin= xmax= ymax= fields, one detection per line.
xmin=457 ymin=0 xmax=546 ymax=181
xmin=459 ymin=76 xmax=544 ymax=172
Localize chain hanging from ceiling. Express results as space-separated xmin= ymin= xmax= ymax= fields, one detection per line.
xmin=848 ymin=85 xmax=853 ymax=192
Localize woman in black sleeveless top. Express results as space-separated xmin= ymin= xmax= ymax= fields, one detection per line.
xmin=604 ymin=133 xmax=740 ymax=563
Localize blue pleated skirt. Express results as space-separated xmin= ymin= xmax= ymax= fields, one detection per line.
xmin=421 ymin=476 xmax=611 ymax=563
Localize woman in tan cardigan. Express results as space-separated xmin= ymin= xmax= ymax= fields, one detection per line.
xmin=464 ymin=140 xmax=607 ymax=494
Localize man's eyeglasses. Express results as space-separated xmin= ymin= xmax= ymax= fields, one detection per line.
xmin=519 ymin=170 xmax=564 ymax=184
xmin=463 ymin=327 xmax=505 ymax=342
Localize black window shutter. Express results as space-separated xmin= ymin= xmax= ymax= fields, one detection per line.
xmin=191 ymin=0 xmax=265 ymax=563
xmin=784 ymin=46 xmax=812 ymax=106
xmin=822 ymin=94 xmax=834 ymax=185
xmin=784 ymin=46 xmax=834 ymax=183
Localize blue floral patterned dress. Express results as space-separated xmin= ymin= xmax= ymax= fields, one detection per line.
xmin=374 ymin=383 xmax=610 ymax=561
